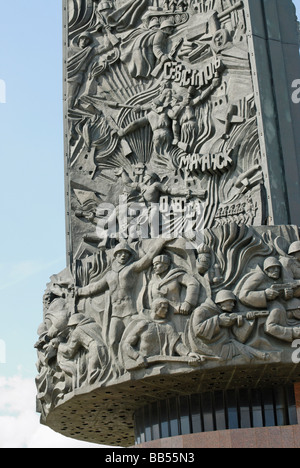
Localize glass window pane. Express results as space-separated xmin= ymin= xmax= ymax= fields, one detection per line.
xmin=201 ymin=392 xmax=215 ymax=432
xmin=144 ymin=406 xmax=152 ymax=441
xmin=139 ymin=408 xmax=146 ymax=443
xmin=239 ymin=389 xmax=251 ymax=429
xmin=159 ymin=400 xmax=170 ymax=439
xmin=273 ymin=387 xmax=288 ymax=426
xmin=151 ymin=402 xmax=160 ymax=440
xmin=285 ymin=386 xmax=298 ymax=426
xmin=190 ymin=394 xmax=203 ymax=433
xmin=179 ymin=396 xmax=191 ymax=435
xmin=262 ymin=388 xmax=275 ymax=427
xmin=168 ymin=397 xmax=179 ymax=436
xmin=226 ymin=389 xmax=239 ymax=429
xmin=214 ymin=391 xmax=226 ymax=431
xmin=250 ymin=389 xmax=263 ymax=428
xmin=134 ymin=408 xmax=142 ymax=444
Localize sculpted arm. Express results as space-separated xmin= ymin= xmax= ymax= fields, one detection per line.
xmin=193 ymin=308 xmax=220 ymax=340
xmin=77 ymin=276 xmax=109 ymax=298
xmin=152 ymin=31 xmax=168 ymax=62
xmin=180 ymin=274 xmax=200 ymax=309
xmin=119 ymin=116 xmax=149 ymax=136
xmin=59 ymin=332 xmax=80 ymax=359
xmin=239 ymin=273 xmax=269 ymax=309
xmin=131 ymin=238 xmax=169 ymax=273
xmin=265 ymin=308 xmax=300 ymax=342
xmin=122 ymin=321 xmax=147 ymax=361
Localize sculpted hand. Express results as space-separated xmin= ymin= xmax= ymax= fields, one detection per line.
xmin=188 ymin=352 xmax=206 ymax=363
xmin=265 ymin=288 xmax=279 ymax=301
xmin=219 ymin=313 xmax=235 ymax=327
xmin=179 ymin=302 xmax=192 ymax=315
xmin=284 ymin=288 xmax=294 ymax=301
xmin=293 ymin=328 xmax=300 ymax=339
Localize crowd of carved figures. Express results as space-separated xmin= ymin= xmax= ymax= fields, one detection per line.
xmin=36 ymin=0 xmax=297 ymax=417
xmin=66 ymin=0 xmax=265 ymax=259
xmin=36 ymin=226 xmax=300 ymax=415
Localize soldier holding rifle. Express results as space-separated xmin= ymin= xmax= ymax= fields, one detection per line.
xmin=238 ymin=256 xmax=300 ymax=342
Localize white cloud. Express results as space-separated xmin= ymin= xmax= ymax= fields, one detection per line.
xmin=0 ymin=258 xmax=64 ymax=291
xmin=0 ymin=375 xmax=106 ymax=448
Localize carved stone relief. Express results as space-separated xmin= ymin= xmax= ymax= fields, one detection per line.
xmin=64 ymin=0 xmax=267 ymax=259
xmin=36 ymin=0 xmax=300 ymax=437
xmin=36 ymin=224 xmax=300 ymax=419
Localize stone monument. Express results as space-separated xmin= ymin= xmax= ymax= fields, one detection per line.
xmin=36 ymin=0 xmax=300 ymax=447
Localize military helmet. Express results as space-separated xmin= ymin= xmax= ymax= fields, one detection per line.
xmin=113 ymin=242 xmax=135 ymax=258
xmin=68 ymin=314 xmax=85 ymax=327
xmin=98 ymin=1 xmax=113 ymax=11
xmin=288 ymin=241 xmax=300 ymax=255
xmin=160 ymin=18 xmax=174 ymax=29
xmin=215 ymin=290 xmax=236 ymax=304
xmin=263 ymin=257 xmax=281 ymax=271
xmin=149 ymin=17 xmax=160 ymax=28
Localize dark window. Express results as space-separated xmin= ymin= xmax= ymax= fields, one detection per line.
xmin=134 ymin=386 xmax=298 ymax=444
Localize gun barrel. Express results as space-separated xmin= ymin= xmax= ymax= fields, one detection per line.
xmin=218 ymin=0 xmax=243 ymax=19
xmin=272 ymin=282 xmax=300 ymax=291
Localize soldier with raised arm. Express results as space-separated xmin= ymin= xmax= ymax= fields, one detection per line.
xmin=77 ymin=239 xmax=169 ymax=364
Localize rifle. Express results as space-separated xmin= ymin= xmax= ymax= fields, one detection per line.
xmin=271 ymin=280 xmax=300 ymax=294
xmin=217 ymin=0 xmax=244 ymax=20
xmin=126 ymin=354 xmax=221 ymax=371
xmin=81 ymin=95 xmax=135 ymax=110
xmin=245 ymin=311 xmax=269 ymax=320
xmin=97 ymin=12 xmax=120 ymax=47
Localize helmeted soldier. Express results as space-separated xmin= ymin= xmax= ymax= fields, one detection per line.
xmin=148 ymin=253 xmax=200 ymax=331
xmin=239 ymin=257 xmax=285 ymax=309
xmin=189 ymin=290 xmax=268 ymax=362
xmin=77 ymin=239 xmax=168 ymax=366
xmin=280 ymin=241 xmax=300 ymax=284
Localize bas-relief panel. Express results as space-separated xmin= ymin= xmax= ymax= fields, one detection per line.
xmin=65 ymin=0 xmax=265 ymax=259
xmin=36 ymin=0 xmax=300 ymax=420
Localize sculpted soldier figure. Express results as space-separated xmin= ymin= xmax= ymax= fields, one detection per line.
xmin=76 ymin=239 xmax=168 ymax=363
xmin=195 ymin=243 xmax=213 ymax=299
xmin=148 ymin=254 xmax=200 ymax=319
xmin=67 ymin=32 xmax=95 ymax=108
xmin=120 ymin=18 xmax=175 ymax=79
xmin=238 ymin=257 xmax=291 ymax=309
xmin=119 ymin=94 xmax=174 ymax=157
xmin=120 ymin=298 xmax=203 ymax=371
xmin=170 ymin=79 xmax=220 ymax=152
xmin=57 ymin=314 xmax=109 ymax=386
xmin=238 ymin=256 xmax=300 ymax=342
xmin=265 ymin=303 xmax=300 ymax=343
xmin=238 ymin=256 xmax=300 ymax=311
xmin=191 ymin=290 xmax=269 ymax=361
xmin=280 ymin=241 xmax=300 ymax=282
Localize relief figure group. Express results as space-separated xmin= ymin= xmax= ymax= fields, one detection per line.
xmin=36 ymin=231 xmax=300 ymax=414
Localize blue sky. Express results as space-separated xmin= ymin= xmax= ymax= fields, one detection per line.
xmin=0 ymin=0 xmax=299 ymax=448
